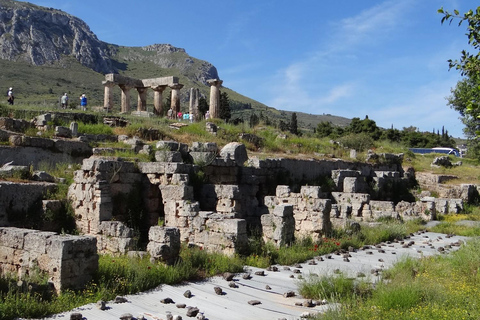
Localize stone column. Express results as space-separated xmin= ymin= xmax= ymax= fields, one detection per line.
xmin=136 ymin=87 xmax=148 ymax=112
xmin=207 ymin=79 xmax=223 ymax=119
xmin=169 ymin=84 xmax=184 ymax=113
xmin=102 ymin=81 xmax=116 ymax=111
xmin=189 ymin=88 xmax=199 ymax=121
xmin=152 ymin=85 xmax=168 ymax=116
xmin=119 ymin=85 xmax=132 ymax=113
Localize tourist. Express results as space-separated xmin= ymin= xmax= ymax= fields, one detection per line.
xmin=205 ymin=110 xmax=210 ymax=120
xmin=7 ymin=87 xmax=14 ymax=105
xmin=167 ymin=108 xmax=173 ymax=119
xmin=177 ymin=111 xmax=183 ymax=121
xmin=61 ymin=93 xmax=69 ymax=109
xmin=80 ymin=94 xmax=87 ymax=111
xmin=183 ymin=112 xmax=189 ymax=121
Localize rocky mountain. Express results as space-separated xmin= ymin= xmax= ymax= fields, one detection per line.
xmin=0 ymin=0 xmax=219 ymax=83
xmin=0 ymin=0 xmax=114 ymax=73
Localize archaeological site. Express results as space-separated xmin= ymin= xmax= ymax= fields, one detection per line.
xmin=0 ymin=75 xmax=476 ymax=297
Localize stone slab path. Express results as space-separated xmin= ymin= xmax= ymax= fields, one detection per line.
xmin=28 ymin=231 xmax=468 ymax=320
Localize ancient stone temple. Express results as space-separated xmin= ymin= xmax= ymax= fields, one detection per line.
xmin=102 ymin=74 xmax=182 ymax=115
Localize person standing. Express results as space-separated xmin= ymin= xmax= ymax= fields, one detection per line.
xmin=7 ymin=87 xmax=14 ymax=105
xmin=80 ymin=94 xmax=87 ymax=111
xmin=61 ymin=93 xmax=69 ymax=109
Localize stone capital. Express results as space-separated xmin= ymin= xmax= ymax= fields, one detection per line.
xmin=102 ymin=81 xmax=116 ymax=87
xmin=169 ymin=83 xmax=184 ymax=90
xmin=151 ymin=85 xmax=168 ymax=92
xmin=207 ymin=79 xmax=223 ymax=87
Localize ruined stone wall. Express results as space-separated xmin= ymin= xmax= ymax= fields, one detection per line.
xmin=0 ymin=227 xmax=98 ymax=293
xmin=138 ymin=161 xmax=248 ymax=255
xmin=68 ymin=158 xmax=148 ymax=254
xmin=263 ymin=186 xmax=332 ymax=243
xmin=0 ymin=181 xmax=56 ymax=227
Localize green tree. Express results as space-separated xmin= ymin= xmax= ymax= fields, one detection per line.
xmin=316 ymin=121 xmax=334 ymax=138
xmin=198 ymin=97 xmax=209 ymax=118
xmin=440 ymin=6 xmax=480 ymax=156
xmin=289 ymin=112 xmax=298 ymax=135
xmin=219 ymin=92 xmax=231 ymax=122
xmin=278 ymin=120 xmax=289 ymax=132
xmin=249 ymin=113 xmax=259 ymax=127
xmin=345 ymin=115 xmax=381 ymax=140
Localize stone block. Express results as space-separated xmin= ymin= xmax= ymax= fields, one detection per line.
xmin=190 ymin=151 xmax=217 ymax=166
xmin=272 ymin=204 xmax=294 ymax=217
xmin=216 ymin=199 xmax=241 ymax=213
xmin=99 ymin=221 xmax=133 ymax=238
xmin=147 ymin=226 xmax=180 ymax=264
xmin=206 ymin=218 xmax=246 ymax=235
xmin=155 ymin=150 xmax=183 ymax=162
xmin=55 ymin=126 xmax=72 ymax=138
xmin=215 ymin=185 xmax=241 ymax=199
xmin=276 ymin=185 xmax=291 ymax=198
xmin=300 ymin=186 xmax=322 ymax=199
xmin=156 ymin=140 xmax=180 ymax=151
xmin=219 ymin=142 xmax=248 ymax=166
xmin=171 ymin=174 xmax=190 ymax=185
xmin=191 ymin=141 xmax=218 ymax=152
xmin=159 ymin=185 xmax=194 ymax=200
xmin=0 ymin=227 xmax=29 ymax=249
xmin=54 ymin=139 xmax=92 ymax=156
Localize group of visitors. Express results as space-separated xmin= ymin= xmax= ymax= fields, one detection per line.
xmin=60 ymin=93 xmax=87 ymax=110
xmin=166 ymin=107 xmax=210 ymax=122
xmin=5 ymin=88 xmax=88 ymax=111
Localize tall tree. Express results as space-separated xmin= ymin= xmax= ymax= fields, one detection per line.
xmin=289 ymin=112 xmax=298 ymax=135
xmin=198 ymin=97 xmax=209 ymax=118
xmin=219 ymin=92 xmax=231 ymax=122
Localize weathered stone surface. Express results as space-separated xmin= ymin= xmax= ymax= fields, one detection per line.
xmin=0 ymin=228 xmax=98 ymax=293
xmin=147 ymin=227 xmax=181 ymax=265
xmin=219 ymin=142 xmax=248 ymax=166
xmin=55 ymin=126 xmax=72 ymax=138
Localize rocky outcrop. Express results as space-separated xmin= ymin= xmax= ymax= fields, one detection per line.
xmin=0 ymin=1 xmax=219 ymax=82
xmin=0 ymin=0 xmax=115 ymax=73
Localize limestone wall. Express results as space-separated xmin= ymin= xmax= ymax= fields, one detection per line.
xmin=0 ymin=227 xmax=98 ymax=293
xmin=264 ymin=186 xmax=332 ymax=242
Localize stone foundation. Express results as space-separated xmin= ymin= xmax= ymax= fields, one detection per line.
xmin=0 ymin=227 xmax=98 ymax=293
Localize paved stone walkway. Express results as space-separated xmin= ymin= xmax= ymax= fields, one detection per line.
xmin=30 ymin=231 xmax=468 ymax=320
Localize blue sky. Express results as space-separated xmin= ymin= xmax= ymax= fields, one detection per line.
xmin=32 ymin=0 xmax=479 ymax=138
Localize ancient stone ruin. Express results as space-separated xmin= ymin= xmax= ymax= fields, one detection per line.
xmin=0 ymin=112 xmax=477 ymax=293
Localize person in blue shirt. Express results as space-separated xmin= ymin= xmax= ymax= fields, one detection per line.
xmin=80 ymin=94 xmax=87 ymax=111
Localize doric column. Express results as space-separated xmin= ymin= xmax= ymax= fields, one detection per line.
xmin=102 ymin=81 xmax=116 ymax=111
xmin=207 ymin=79 xmax=223 ymax=119
xmin=152 ymin=85 xmax=168 ymax=116
xmin=136 ymin=87 xmax=148 ymax=112
xmin=189 ymin=88 xmax=199 ymax=121
xmin=169 ymin=83 xmax=184 ymax=113
xmin=119 ymin=85 xmax=132 ymax=113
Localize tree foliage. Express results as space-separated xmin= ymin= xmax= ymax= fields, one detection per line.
xmin=219 ymin=92 xmax=231 ymax=122
xmin=440 ymin=6 xmax=480 ymax=157
xmin=198 ymin=97 xmax=208 ymax=117
xmin=290 ymin=112 xmax=298 ymax=135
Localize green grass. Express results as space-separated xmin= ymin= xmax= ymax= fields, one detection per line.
xmin=306 ymin=237 xmax=480 ymax=320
